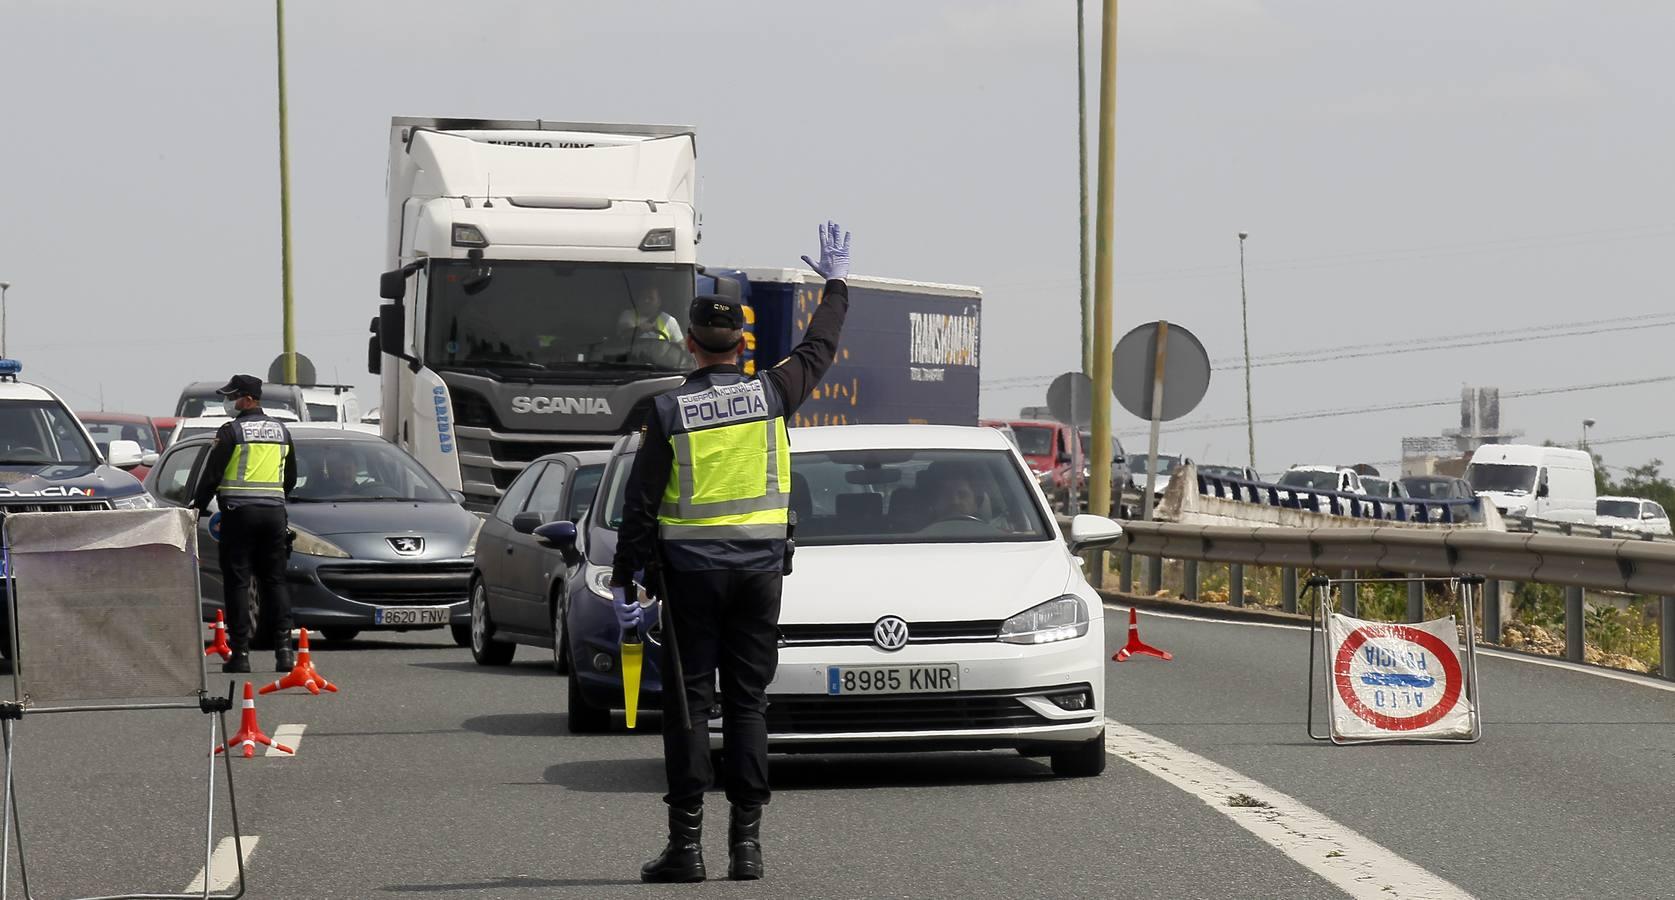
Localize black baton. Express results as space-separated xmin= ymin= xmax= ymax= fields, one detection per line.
xmin=650 ymin=562 xmax=692 ymax=732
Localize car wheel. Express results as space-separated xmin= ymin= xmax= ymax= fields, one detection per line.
xmin=319 ymin=627 xmax=361 ymax=642
xmin=566 ymin=657 xmax=611 ymax=733
xmin=552 ymin=599 xmax=569 ymax=675
xmin=1050 ymin=730 xmax=1107 ymax=777
xmin=449 ymin=623 xmax=472 ymax=647
xmin=246 ymin=584 xmax=273 ymax=651
xmin=469 ymin=580 xmax=515 ymax=666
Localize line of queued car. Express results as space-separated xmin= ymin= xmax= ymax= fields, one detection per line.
xmin=466 ymin=424 xmax=1123 ymax=776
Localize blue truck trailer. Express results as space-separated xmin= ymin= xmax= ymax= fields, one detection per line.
xmin=709 ymin=267 xmax=981 ymax=428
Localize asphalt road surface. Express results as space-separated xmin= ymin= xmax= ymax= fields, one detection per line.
xmin=0 ymin=607 xmax=1670 ymax=899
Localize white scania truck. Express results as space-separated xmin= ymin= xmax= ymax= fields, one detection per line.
xmin=372 ymin=118 xmax=701 ymax=510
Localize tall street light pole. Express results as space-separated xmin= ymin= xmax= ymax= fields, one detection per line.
xmin=0 ymin=282 xmax=9 ymax=358
xmin=1239 ymin=232 xmax=1254 ymax=471
xmin=1582 ymin=418 xmax=1596 ymax=451
xmin=1076 ymin=0 xmax=1091 ymax=376
xmin=1087 ymin=0 xmax=1119 ymax=517
xmin=275 ymin=0 xmax=297 ymax=384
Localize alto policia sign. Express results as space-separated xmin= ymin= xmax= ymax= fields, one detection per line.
xmin=1327 ymin=614 xmax=1474 ymax=740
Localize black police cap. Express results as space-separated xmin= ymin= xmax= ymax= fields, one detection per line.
xmin=216 ymin=374 xmax=263 ymax=400
xmin=688 ymin=294 xmax=745 ymax=330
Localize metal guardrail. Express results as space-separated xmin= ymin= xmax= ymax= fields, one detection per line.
xmin=1194 ymin=472 xmax=1481 ymax=524
xmin=1501 ymin=515 xmax=1673 ymax=542
xmin=1109 ymin=520 xmax=1675 ymax=681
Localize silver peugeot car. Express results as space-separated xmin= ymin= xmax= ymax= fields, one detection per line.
xmin=144 ymin=425 xmax=483 ymax=646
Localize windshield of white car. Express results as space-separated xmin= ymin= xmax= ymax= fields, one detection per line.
xmin=81 ymin=418 xmax=158 ymax=454
xmin=1401 ymin=477 xmax=1455 ymax=499
xmin=426 ymin=260 xmax=696 ymax=375
xmin=1011 ymin=426 xmax=1054 ymax=457
xmin=290 ymin=439 xmax=451 ymax=503
xmin=791 ymin=449 xmax=1051 ymax=545
xmin=1138 ymin=455 xmax=1181 ymax=475
xmin=1597 ymin=499 xmax=1641 ymax=518
xmin=1279 ymin=470 xmax=1340 ymax=491
xmin=0 ymin=400 xmax=99 ymax=465
xmin=306 ymin=403 xmax=339 ymax=422
xmin=1362 ymin=477 xmax=1391 ymax=496
xmin=1466 ymin=463 xmax=1536 ymax=494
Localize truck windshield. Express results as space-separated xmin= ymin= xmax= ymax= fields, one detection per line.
xmin=426 ymin=260 xmax=696 ymax=375
xmin=0 ymin=400 xmax=99 ymax=465
xmin=1011 ymin=426 xmax=1054 ymax=457
xmin=1466 ymin=463 xmax=1536 ymax=494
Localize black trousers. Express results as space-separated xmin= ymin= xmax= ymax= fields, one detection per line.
xmin=659 ymin=567 xmax=782 ymax=810
xmin=218 ymin=504 xmax=294 ymax=653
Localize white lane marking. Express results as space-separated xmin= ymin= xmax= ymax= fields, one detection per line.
xmin=1104 ymin=601 xmax=1675 ymax=694
xmin=1106 ymin=720 xmax=1472 ymax=899
xmin=266 ymin=723 xmax=306 ymax=757
xmin=185 ymin=835 xmax=258 ymax=893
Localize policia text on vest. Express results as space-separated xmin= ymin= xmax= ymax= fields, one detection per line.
xmin=191 ymin=405 xmax=300 ymax=670
xmin=612 ymin=253 xmax=850 ymax=883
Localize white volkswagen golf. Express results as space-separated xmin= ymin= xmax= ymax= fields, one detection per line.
xmin=749 ymin=424 xmax=1121 ymax=777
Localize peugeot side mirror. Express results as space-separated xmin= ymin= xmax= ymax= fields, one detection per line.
xmin=448 ymin=490 xmax=466 ymax=505
xmin=534 ymin=520 xmax=577 ymax=549
xmin=107 ymin=439 xmax=144 ymax=470
xmin=512 ymin=511 xmax=545 ymax=535
xmin=1066 ymin=513 xmax=1124 ymax=554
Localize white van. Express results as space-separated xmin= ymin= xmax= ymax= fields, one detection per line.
xmin=1465 ymin=444 xmax=1596 ymax=524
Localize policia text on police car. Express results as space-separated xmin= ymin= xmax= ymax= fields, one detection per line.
xmin=189 ymin=374 xmax=299 ymax=675
xmin=610 ymin=221 xmax=854 ymax=883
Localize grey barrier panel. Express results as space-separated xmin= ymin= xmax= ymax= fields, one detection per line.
xmin=1230 ymin=564 xmax=1245 ymax=608
xmin=5 ymin=509 xmax=202 ymax=706
xmin=1340 ymin=570 xmax=1356 ymax=617
xmin=1663 ymin=597 xmax=1674 ymax=681
xmin=1281 ymin=567 xmax=1297 ymax=614
xmin=1408 ymin=580 xmax=1424 ymax=624
xmin=1144 ymin=556 xmax=1162 ymax=595
xmin=1119 ymin=552 xmax=1133 ymax=593
xmin=1182 ymin=559 xmax=1198 ymax=601
xmin=1485 ymin=578 xmax=1503 ymax=640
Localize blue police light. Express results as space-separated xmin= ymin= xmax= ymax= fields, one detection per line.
xmin=0 ymin=359 xmax=22 ymax=381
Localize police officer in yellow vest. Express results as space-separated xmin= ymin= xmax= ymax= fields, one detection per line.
xmin=612 ymin=222 xmax=852 ymax=884
xmin=190 ymin=374 xmax=299 ymax=674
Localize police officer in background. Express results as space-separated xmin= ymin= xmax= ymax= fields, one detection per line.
xmin=612 ymin=222 xmax=853 ymax=883
xmin=189 ymin=374 xmax=299 ymax=674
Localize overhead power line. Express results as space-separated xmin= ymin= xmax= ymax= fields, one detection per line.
xmin=1161 ymin=374 xmax=1675 ymax=435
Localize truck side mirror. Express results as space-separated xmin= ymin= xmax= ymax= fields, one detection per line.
xmin=1536 ymin=480 xmax=1550 ymax=498
xmin=378 ymin=303 xmax=406 ymax=358
xmin=379 ymin=268 xmax=409 ymax=301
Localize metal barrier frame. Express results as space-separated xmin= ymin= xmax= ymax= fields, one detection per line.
xmin=0 ymin=516 xmax=247 ymax=900
xmin=1306 ymin=574 xmax=1483 ymax=745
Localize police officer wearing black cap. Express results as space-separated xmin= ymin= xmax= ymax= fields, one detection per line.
xmin=612 ymin=222 xmax=853 ymax=883
xmin=189 ymin=374 xmax=299 ymax=674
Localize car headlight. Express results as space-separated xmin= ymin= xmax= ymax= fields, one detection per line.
xmin=462 ymin=517 xmax=484 ymax=557
xmin=289 ymin=526 xmax=350 ymax=559
xmin=111 ymin=493 xmax=157 ymax=510
xmin=999 ymin=595 xmax=1089 ymax=645
xmin=585 ymin=564 xmax=614 ymax=599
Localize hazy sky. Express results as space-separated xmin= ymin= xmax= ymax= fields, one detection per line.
xmin=4 ymin=1 xmax=1674 ymax=477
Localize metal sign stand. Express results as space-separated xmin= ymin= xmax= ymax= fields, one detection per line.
xmin=1306 ymin=574 xmax=1484 ymax=745
xmin=0 ymin=512 xmax=249 ymax=900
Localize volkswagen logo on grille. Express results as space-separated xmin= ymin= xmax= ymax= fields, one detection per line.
xmin=872 ymin=616 xmax=909 ymax=651
xmin=387 ymin=536 xmax=424 ymax=556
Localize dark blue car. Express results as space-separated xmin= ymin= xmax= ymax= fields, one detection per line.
xmin=468 ymin=440 xmax=665 ymax=733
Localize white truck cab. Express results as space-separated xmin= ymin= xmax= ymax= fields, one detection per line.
xmin=1465 ymin=443 xmax=1596 ymax=524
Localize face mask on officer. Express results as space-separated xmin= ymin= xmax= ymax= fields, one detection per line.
xmin=223 ymin=399 xmax=241 ymax=417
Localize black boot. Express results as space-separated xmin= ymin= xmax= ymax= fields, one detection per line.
xmin=640 ymin=805 xmax=705 ymax=883
xmin=274 ymin=644 xmax=295 ymax=673
xmin=222 ymin=652 xmax=250 ymax=674
xmin=728 ymin=804 xmax=763 ymax=881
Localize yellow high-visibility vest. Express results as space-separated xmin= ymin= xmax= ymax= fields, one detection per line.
xmin=219 ymin=415 xmax=290 ymax=503
xmin=654 ymin=373 xmax=790 ymax=545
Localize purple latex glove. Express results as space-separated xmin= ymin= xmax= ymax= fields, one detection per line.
xmin=800 ymin=220 xmax=852 ymax=282
xmin=611 ymin=585 xmax=642 ymax=635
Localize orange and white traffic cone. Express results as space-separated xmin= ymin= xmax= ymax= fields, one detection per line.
xmin=1113 ymin=608 xmax=1172 ymax=662
xmin=204 ymin=610 xmax=233 ymax=661
xmin=259 ymin=627 xmax=338 ymax=696
xmin=215 ymin=682 xmax=294 ymax=758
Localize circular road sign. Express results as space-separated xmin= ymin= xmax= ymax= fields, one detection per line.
xmin=267 ymin=352 xmax=317 ymax=387
xmin=1112 ymin=321 xmax=1210 ymax=422
xmin=1046 ymin=372 xmax=1094 ymax=427
xmin=1332 ymin=623 xmax=1463 ymax=732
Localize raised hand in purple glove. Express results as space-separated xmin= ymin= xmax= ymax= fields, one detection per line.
xmin=611 ymin=585 xmax=642 ymax=635
xmin=800 ymin=220 xmax=852 ymax=282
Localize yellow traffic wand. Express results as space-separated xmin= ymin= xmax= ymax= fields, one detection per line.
xmin=621 ymin=584 xmax=649 ymax=729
